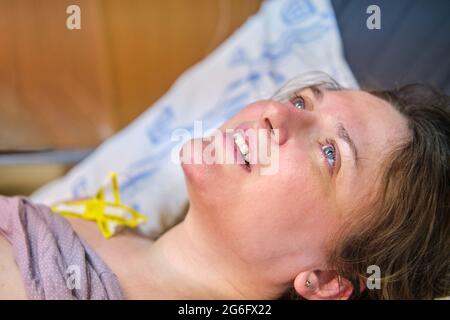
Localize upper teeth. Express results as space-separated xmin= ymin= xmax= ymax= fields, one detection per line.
xmin=233 ymin=132 xmax=250 ymax=163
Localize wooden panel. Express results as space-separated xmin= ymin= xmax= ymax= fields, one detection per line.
xmin=102 ymin=0 xmax=262 ymax=128
xmin=0 ymin=0 xmax=262 ymax=150
xmin=0 ymin=0 xmax=116 ymax=149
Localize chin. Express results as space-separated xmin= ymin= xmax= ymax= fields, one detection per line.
xmin=180 ymin=138 xmax=216 ymax=190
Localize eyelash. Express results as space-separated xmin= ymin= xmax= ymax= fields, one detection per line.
xmin=289 ymin=93 xmax=306 ymax=110
xmin=321 ymin=139 xmax=338 ymax=172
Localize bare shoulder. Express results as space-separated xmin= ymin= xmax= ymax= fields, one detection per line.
xmin=65 ymin=217 xmax=154 ymax=277
xmin=0 ymin=233 xmax=27 ymax=299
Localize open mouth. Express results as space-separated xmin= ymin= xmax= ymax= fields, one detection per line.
xmin=233 ymin=131 xmax=250 ymax=169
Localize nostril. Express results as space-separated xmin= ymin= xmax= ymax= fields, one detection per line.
xmin=265 ymin=118 xmax=274 ymax=134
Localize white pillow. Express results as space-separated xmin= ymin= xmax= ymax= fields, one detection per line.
xmin=31 ymin=0 xmax=358 ymax=238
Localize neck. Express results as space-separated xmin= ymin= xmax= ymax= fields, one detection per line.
xmin=125 ymin=207 xmax=286 ymax=299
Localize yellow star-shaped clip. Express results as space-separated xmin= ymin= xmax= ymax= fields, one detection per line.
xmin=51 ymin=172 xmax=147 ymax=238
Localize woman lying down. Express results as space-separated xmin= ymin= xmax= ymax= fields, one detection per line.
xmin=0 ymin=72 xmax=449 ymax=300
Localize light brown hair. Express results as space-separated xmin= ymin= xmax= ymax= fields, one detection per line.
xmin=334 ymin=84 xmax=449 ymax=299
xmin=283 ymin=83 xmax=450 ymax=299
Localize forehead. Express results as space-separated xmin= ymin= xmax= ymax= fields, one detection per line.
xmin=311 ymin=89 xmax=410 ymax=216
xmin=320 ymin=89 xmax=409 ymax=163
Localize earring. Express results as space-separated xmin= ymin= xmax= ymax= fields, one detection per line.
xmin=305 ymin=280 xmax=311 ymax=288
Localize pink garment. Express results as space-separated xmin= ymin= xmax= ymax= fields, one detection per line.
xmin=0 ymin=196 xmax=124 ymax=300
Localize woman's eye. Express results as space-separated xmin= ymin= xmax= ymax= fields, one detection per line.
xmin=289 ymin=94 xmax=306 ymax=110
xmin=322 ymin=144 xmax=336 ymax=168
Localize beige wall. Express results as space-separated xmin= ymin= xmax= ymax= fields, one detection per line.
xmin=0 ymin=0 xmax=262 ymax=150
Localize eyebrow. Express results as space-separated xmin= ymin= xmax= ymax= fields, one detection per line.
xmin=309 ymin=86 xmax=324 ymax=102
xmin=336 ymin=122 xmax=358 ymax=167
xmin=306 ymin=87 xmax=359 ymax=167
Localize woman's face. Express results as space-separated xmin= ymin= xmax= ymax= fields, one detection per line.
xmin=181 ymin=87 xmax=409 ymax=280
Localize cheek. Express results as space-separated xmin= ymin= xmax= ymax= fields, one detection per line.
xmin=220 ymin=150 xmax=335 ymax=262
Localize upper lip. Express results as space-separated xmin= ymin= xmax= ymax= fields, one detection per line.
xmin=234 ymin=120 xmax=273 ymax=146
xmin=234 ymin=122 xmax=252 ymax=137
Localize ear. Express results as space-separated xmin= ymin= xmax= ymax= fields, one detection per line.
xmin=294 ymin=270 xmax=354 ymax=300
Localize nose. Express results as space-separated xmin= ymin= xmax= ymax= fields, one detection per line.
xmin=259 ymin=100 xmax=315 ymax=145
